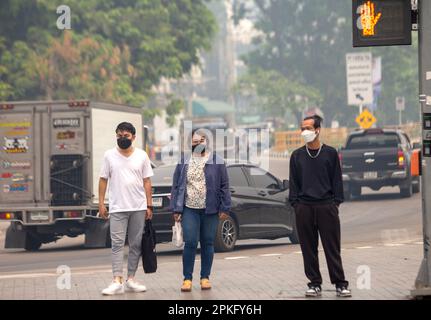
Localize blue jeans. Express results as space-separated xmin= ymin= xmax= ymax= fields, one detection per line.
xmin=182 ymin=206 xmax=219 ymax=280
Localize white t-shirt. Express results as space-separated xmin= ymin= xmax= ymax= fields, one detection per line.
xmin=100 ymin=147 xmax=154 ymax=213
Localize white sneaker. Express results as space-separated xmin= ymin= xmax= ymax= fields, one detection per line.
xmin=102 ymin=281 xmax=124 ymax=296
xmin=125 ymin=279 xmax=147 ymax=293
xmin=336 ymin=286 xmax=352 ymax=298
xmin=305 ymin=286 xmax=322 ymax=297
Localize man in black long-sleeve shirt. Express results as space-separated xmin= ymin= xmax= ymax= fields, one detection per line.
xmin=289 ymin=115 xmax=351 ymax=298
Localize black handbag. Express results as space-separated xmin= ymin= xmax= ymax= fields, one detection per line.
xmin=141 ymin=220 xmax=157 ymax=273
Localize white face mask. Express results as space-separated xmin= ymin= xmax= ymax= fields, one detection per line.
xmin=301 ymin=129 xmax=318 ymax=144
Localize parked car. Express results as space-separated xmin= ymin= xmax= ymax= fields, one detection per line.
xmin=150 ymin=162 xmax=299 ymax=252
xmin=339 ymin=128 xmax=421 ymax=200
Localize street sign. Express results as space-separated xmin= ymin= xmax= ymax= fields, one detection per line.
xmin=396 ymin=96 xmax=405 ymax=111
xmin=352 ymin=0 xmax=412 ymax=47
xmin=356 ymin=109 xmax=377 ymax=129
xmin=346 ymin=52 xmax=374 ymax=106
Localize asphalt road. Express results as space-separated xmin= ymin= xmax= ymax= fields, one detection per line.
xmin=0 ymin=159 xmax=423 ymax=276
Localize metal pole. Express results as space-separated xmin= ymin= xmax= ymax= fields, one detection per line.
xmin=412 ymin=0 xmax=431 ymax=298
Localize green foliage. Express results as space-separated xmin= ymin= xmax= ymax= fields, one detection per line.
xmin=238 ymin=0 xmax=419 ymax=126
xmin=234 ymin=68 xmax=321 ymax=119
xmin=165 ymin=97 xmax=185 ymax=127
xmin=371 ymin=35 xmax=419 ymax=125
xmin=142 ymin=108 xmax=162 ymax=123
xmin=0 ymin=0 xmax=217 ymax=106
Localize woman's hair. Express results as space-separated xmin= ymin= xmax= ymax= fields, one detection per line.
xmin=185 ymin=128 xmax=212 ymax=150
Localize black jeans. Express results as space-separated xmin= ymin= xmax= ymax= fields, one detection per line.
xmin=294 ymin=202 xmax=349 ymax=288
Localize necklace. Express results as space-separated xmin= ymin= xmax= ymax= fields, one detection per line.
xmin=306 ymin=143 xmax=323 ymax=159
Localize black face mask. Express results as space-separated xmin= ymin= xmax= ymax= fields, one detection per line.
xmin=192 ymin=143 xmax=206 ymax=154
xmin=117 ymin=137 xmax=132 ymax=150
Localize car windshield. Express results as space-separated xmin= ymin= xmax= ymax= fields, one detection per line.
xmin=347 ymin=133 xmax=400 ymax=149
xmin=152 ymin=165 xmax=176 ymax=184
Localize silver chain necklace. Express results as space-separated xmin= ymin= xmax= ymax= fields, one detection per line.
xmin=306 ymin=143 xmax=323 ymax=159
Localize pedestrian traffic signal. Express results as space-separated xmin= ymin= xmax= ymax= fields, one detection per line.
xmin=352 ymin=0 xmax=412 ymax=47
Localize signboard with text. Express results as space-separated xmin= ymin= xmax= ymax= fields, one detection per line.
xmin=346 ymin=52 xmax=374 ymax=106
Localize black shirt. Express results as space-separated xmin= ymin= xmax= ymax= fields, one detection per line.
xmin=288 ymin=144 xmax=344 ymax=206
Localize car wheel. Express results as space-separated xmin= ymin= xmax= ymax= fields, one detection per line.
xmin=24 ymin=233 xmax=42 ymax=252
xmin=413 ymin=179 xmax=420 ymax=194
xmin=215 ymin=215 xmax=238 ymax=252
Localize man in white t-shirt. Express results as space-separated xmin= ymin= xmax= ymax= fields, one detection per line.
xmin=99 ymin=122 xmax=154 ymax=296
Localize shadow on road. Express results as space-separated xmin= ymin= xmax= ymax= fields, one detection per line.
xmin=3 ymin=244 xmax=104 ymax=255
xmin=4 ymin=240 xmax=295 ymax=256
xmin=156 ymin=239 xmax=293 ymax=256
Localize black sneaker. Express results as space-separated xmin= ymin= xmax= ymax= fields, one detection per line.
xmin=305 ymin=286 xmax=322 ymax=297
xmin=336 ymin=286 xmax=352 ymax=297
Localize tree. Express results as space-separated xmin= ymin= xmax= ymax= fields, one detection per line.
xmin=236 ymin=0 xmax=419 ymax=127
xmin=234 ymin=68 xmax=321 ymax=123
xmin=371 ymin=36 xmax=419 ymax=125
xmin=165 ymin=97 xmax=186 ymax=127
xmin=0 ymin=0 xmax=217 ymax=106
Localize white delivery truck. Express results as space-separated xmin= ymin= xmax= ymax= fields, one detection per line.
xmin=0 ymin=100 xmax=146 ymax=251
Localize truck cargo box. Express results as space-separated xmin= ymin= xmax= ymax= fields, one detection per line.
xmin=0 ymin=100 xmax=144 ymax=250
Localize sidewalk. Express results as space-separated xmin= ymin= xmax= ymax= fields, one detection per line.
xmin=0 ymin=241 xmax=423 ymax=300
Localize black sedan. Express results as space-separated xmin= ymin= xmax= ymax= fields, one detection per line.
xmin=150 ymin=162 xmax=298 ymax=252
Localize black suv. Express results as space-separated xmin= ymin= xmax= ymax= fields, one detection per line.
xmin=339 ymin=128 xmax=420 ymax=199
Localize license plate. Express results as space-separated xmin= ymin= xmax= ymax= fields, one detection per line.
xmin=364 ymin=171 xmax=378 ymax=179
xmin=152 ymin=197 xmax=163 ymax=208
xmin=30 ymin=212 xmax=50 ymax=221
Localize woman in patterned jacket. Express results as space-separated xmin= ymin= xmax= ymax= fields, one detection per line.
xmin=170 ymin=129 xmax=231 ymax=292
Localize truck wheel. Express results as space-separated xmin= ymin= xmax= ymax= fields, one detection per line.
xmin=24 ymin=233 xmax=42 ymax=252
xmin=413 ymin=179 xmax=421 ymax=194
xmin=215 ymin=215 xmax=238 ymax=252
xmin=289 ymin=213 xmax=300 ymax=244
xmin=400 ymin=182 xmax=413 ymax=198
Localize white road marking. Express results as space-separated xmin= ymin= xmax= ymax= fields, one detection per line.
xmin=384 ymin=243 xmax=405 ymax=247
xmin=414 ymin=242 xmax=424 ymax=245
xmin=356 ymin=246 xmax=373 ymax=249
xmin=0 ymin=269 xmax=113 ymax=280
xmin=0 ymin=273 xmax=56 ymax=279
xmin=259 ymin=253 xmax=283 ymax=257
xmin=224 ymin=256 xmax=249 ymax=260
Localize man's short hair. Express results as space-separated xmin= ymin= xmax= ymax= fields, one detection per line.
xmin=303 ymin=115 xmax=323 ymax=129
xmin=115 ymin=122 xmax=136 ymax=135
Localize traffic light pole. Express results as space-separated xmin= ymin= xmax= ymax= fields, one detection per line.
xmin=412 ymin=0 xmax=431 ymax=299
